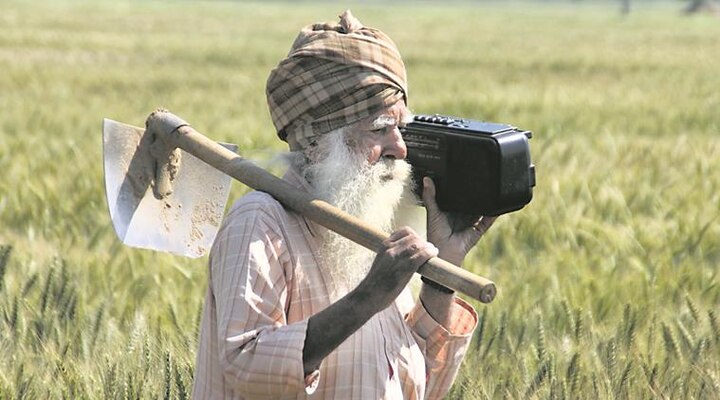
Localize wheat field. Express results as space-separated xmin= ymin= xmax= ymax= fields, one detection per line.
xmin=0 ymin=1 xmax=719 ymax=398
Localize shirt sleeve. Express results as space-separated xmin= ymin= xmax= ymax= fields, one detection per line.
xmin=209 ymin=197 xmax=319 ymax=399
xmin=404 ymin=296 xmax=478 ymax=399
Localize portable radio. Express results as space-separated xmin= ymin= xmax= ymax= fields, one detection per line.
xmin=401 ymin=114 xmax=536 ymax=216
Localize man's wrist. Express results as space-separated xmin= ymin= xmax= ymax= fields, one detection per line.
xmin=420 ymin=276 xmax=455 ymax=294
xmin=348 ymin=281 xmax=387 ymax=316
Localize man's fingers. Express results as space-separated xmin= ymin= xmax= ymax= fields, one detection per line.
xmin=421 ymin=177 xmax=441 ymax=215
xmin=385 ymin=226 xmax=415 ymax=245
xmin=389 ymin=232 xmax=435 ymax=254
xmin=406 ymin=242 xmax=438 ymax=268
xmin=383 ymin=231 xmax=438 ymax=267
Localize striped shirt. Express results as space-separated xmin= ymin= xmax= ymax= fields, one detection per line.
xmin=192 ymin=168 xmax=477 ymax=399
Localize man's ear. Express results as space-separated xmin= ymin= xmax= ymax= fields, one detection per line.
xmin=401 ymin=110 xmax=415 ymax=126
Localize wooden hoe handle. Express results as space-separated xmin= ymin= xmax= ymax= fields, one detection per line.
xmin=147 ymin=111 xmax=497 ymax=303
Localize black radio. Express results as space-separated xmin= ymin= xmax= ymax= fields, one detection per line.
xmin=400 ymin=114 xmax=536 ymax=216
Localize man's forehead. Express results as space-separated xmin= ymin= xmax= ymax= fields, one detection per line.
xmin=362 ymin=103 xmax=410 ymax=127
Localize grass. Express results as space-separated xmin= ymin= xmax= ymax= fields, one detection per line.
xmin=1 ymin=1 xmax=719 ymax=398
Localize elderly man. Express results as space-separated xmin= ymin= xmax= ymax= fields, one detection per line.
xmin=192 ymin=10 xmax=495 ymax=399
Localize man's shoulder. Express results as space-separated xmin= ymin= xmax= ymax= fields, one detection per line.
xmin=233 ymin=190 xmax=282 ymax=207
xmin=225 ymin=191 xmax=291 ymax=226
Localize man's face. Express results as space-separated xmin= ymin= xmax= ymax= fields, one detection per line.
xmin=346 ymin=102 xmax=410 ymax=165
xmin=303 ymin=102 xmax=414 ymax=298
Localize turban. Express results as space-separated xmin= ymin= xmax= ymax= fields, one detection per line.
xmin=266 ymin=10 xmax=408 ymax=151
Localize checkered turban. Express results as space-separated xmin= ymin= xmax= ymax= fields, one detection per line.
xmin=266 ymin=10 xmax=408 ymax=151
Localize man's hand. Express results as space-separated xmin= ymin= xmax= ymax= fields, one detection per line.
xmin=422 ymin=177 xmax=497 ymax=266
xmin=356 ymin=227 xmax=439 ymax=310
xmin=304 ymin=227 xmax=437 ymax=375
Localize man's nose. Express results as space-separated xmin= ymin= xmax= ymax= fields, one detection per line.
xmin=382 ymin=127 xmax=408 ymax=160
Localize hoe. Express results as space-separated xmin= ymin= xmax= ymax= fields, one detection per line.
xmin=103 ymin=109 xmax=496 ymax=303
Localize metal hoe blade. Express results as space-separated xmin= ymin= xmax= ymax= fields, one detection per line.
xmin=102 ymin=119 xmax=236 ymax=258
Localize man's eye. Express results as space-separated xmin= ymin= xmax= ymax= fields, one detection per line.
xmin=371 ymin=128 xmax=386 ymax=135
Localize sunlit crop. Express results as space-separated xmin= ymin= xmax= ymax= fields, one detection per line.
xmin=1 ymin=1 xmax=718 ymax=398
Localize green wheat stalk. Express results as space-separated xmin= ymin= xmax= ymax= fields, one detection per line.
xmin=606 ymin=338 xmax=617 ymax=385
xmin=561 ymin=299 xmax=575 ymax=334
xmin=91 ymin=302 xmax=106 ymax=349
xmin=525 ymin=361 xmax=549 ymax=399
xmin=481 ymin=329 xmax=497 ymax=360
xmin=473 ymin=307 xmax=487 ymax=352
xmin=7 ymin=295 xmax=19 ymax=334
xmin=662 ymin=323 xmax=681 ymax=360
xmin=21 ymin=273 xmax=38 ymax=297
xmin=692 ymin=337 xmax=707 ymax=363
xmin=574 ymin=308 xmax=584 ymax=342
xmin=0 ymin=245 xmax=11 ymax=292
xmin=102 ymin=359 xmax=117 ymax=399
xmin=615 ymin=361 xmax=632 ymax=399
xmin=566 ymin=352 xmax=581 ymax=395
xmin=39 ymin=266 xmax=55 ymax=315
xmin=164 ymin=351 xmax=172 ymax=400
xmin=497 ymin=312 xmax=508 ymax=355
xmin=676 ymin=320 xmax=695 ymax=353
xmin=685 ymin=295 xmax=700 ymax=324
xmin=174 ymin=361 xmax=189 ymax=400
xmin=708 ymin=310 xmax=719 ymax=344
xmin=537 ymin=314 xmax=547 ymax=363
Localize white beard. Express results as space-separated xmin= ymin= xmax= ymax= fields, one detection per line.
xmin=301 ymin=129 xmax=415 ymax=300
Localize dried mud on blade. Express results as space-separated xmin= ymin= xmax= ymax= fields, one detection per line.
xmin=102 ymin=119 xmax=236 ymax=258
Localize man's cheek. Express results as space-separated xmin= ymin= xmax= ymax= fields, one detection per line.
xmin=366 ymin=146 xmax=383 ymax=163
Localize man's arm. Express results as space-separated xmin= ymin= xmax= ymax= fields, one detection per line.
xmin=209 ymin=198 xmax=317 ymax=398
xmin=302 ymin=227 xmax=438 ymax=374
xmin=419 ymin=176 xmax=497 ymax=323
xmin=403 ymin=177 xmax=496 ymax=398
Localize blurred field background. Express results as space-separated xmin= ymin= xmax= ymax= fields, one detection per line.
xmin=1 ymin=0 xmax=719 ymax=398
